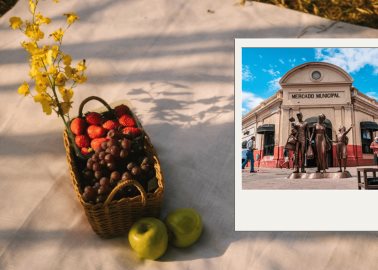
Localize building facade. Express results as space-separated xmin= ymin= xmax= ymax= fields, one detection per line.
xmin=242 ymin=62 xmax=378 ymax=168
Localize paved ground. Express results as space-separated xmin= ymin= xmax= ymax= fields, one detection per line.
xmin=242 ymin=166 xmax=378 ymax=189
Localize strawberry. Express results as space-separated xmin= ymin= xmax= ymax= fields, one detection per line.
xmin=87 ymin=125 xmax=106 ymax=139
xmin=119 ymin=114 xmax=136 ymax=127
xmin=91 ymin=138 xmax=108 ymax=151
xmin=70 ymin=118 xmax=87 ymax=135
xmin=102 ymin=120 xmax=120 ymax=130
xmin=85 ymin=112 xmax=102 ymax=125
xmin=122 ymin=127 xmax=141 ymax=138
xmin=81 ymin=147 xmax=92 ymax=155
xmin=114 ymin=104 xmax=130 ymax=117
xmin=75 ymin=135 xmax=90 ymax=148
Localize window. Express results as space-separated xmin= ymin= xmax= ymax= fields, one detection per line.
xmin=263 ymin=132 xmax=275 ymax=156
xmin=361 ymin=129 xmax=373 ymax=154
xmin=311 ymin=71 xmax=321 ymax=80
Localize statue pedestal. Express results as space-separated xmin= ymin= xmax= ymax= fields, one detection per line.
xmin=287 ymin=171 xmax=352 ymax=179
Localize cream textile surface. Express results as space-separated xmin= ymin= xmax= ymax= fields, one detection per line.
xmin=1 ymin=1 xmax=378 ymax=269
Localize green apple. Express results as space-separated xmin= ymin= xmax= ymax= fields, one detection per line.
xmin=165 ymin=208 xmax=203 ymax=248
xmin=128 ymin=217 xmax=168 ymax=260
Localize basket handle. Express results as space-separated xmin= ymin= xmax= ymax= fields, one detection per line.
xmin=78 ymin=96 xmax=114 ymax=118
xmin=104 ymin=180 xmax=147 ymax=206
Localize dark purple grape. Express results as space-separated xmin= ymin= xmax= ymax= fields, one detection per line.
xmin=110 ymin=171 xmax=121 ymax=181
xmin=122 ymin=171 xmax=132 ymax=181
xmin=131 ymin=166 xmax=141 ymax=176
xmin=127 ymin=162 xmax=136 ymax=171
xmin=101 ymin=141 xmax=108 ymax=150
xmin=99 ymin=177 xmax=110 ymax=186
xmin=104 ymin=154 xmax=114 ymax=163
xmin=87 ymin=159 xmax=94 ymax=170
xmin=92 ymin=162 xmax=101 ymax=171
xmin=98 ymin=185 xmax=110 ymax=195
xmin=120 ymin=149 xmax=128 ymax=159
xmin=121 ymin=138 xmax=131 ymax=150
xmin=99 ymin=151 xmax=106 ymax=160
xmin=110 ymin=145 xmax=120 ymax=156
xmin=107 ymin=162 xmax=116 ymax=171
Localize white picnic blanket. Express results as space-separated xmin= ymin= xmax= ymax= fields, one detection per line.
xmin=0 ymin=1 xmax=377 ymax=269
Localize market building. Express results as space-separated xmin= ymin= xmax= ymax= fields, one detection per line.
xmin=242 ymin=62 xmax=378 ymax=168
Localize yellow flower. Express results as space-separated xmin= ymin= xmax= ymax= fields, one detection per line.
xmin=53 ymin=0 xmax=59 ymax=2
xmin=50 ymin=28 xmax=64 ymax=42
xmin=59 ymin=87 xmax=74 ymax=102
xmin=35 ymin=13 xmax=51 ymax=25
xmin=21 ymin=41 xmax=38 ymax=54
xmin=35 ymin=73 xmax=50 ymax=92
xmin=46 ymin=46 xmax=59 ymax=65
xmin=64 ymin=12 xmax=79 ymax=25
xmin=29 ymin=0 xmax=36 ymax=13
xmin=9 ymin=17 xmax=23 ymax=29
xmin=62 ymin=55 xmax=72 ymax=66
xmin=48 ymin=66 xmax=58 ymax=76
xmin=18 ymin=82 xmax=30 ymax=96
xmin=25 ymin=23 xmax=44 ymax=41
xmin=77 ymin=59 xmax=86 ymax=71
xmin=64 ymin=65 xmax=76 ymax=78
xmin=34 ymin=93 xmax=53 ymax=115
xmin=60 ymin=102 xmax=72 ymax=114
xmin=74 ymin=74 xmax=87 ymax=84
xmin=55 ymin=72 xmax=67 ymax=86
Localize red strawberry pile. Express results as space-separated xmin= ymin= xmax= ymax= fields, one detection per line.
xmin=70 ymin=104 xmax=142 ymax=155
xmin=69 ymin=104 xmax=156 ymax=204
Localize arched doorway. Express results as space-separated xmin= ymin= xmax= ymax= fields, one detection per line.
xmin=305 ymin=117 xmax=333 ymax=168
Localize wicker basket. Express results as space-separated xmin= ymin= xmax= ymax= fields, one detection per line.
xmin=63 ymin=96 xmax=164 ymax=238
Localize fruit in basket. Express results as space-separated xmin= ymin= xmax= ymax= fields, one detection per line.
xmin=119 ymin=114 xmax=136 ymax=127
xmin=122 ymin=127 xmax=141 ymax=138
xmin=165 ymin=208 xmax=203 ymax=248
xmin=114 ymin=104 xmax=130 ymax=117
xmin=75 ymin=135 xmax=91 ymax=148
xmin=102 ymin=120 xmax=119 ymax=130
xmin=86 ymin=112 xmax=102 ymax=125
xmin=91 ymin=137 xmax=108 ymax=151
xmin=128 ymin=217 xmax=168 ymax=260
xmin=87 ymin=125 xmax=106 ymax=139
xmin=70 ymin=118 xmax=87 ymax=135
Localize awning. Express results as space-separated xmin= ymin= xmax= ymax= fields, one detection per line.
xmin=256 ymin=124 xmax=275 ymax=134
xmin=360 ymin=121 xmax=378 ymax=131
xmin=305 ymin=117 xmax=332 ymax=128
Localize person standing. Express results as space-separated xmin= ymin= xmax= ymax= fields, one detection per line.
xmin=293 ymin=112 xmax=309 ymax=173
xmin=370 ymin=136 xmax=378 ymax=166
xmin=309 ymin=113 xmax=332 ymax=173
xmin=242 ymin=136 xmax=257 ymax=173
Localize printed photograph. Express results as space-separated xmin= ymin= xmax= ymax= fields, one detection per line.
xmin=241 ymin=47 xmax=378 ymax=190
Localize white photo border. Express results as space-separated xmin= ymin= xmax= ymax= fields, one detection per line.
xmin=235 ymin=38 xmax=378 ymax=231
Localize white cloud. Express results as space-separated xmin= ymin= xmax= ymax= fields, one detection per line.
xmin=315 ymin=48 xmax=378 ymax=74
xmin=366 ymin=91 xmax=378 ymax=100
xmin=279 ymin=59 xmax=285 ymax=64
xmin=262 ymin=68 xmax=280 ymax=77
xmin=268 ymin=77 xmax=281 ymax=92
xmin=242 ymin=65 xmax=255 ymax=82
xmin=302 ymin=57 xmax=307 ymax=61
xmin=242 ymin=91 xmax=264 ymax=114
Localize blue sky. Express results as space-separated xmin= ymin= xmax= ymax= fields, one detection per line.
xmin=242 ymin=48 xmax=378 ymax=115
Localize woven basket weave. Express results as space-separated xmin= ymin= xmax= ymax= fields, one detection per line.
xmin=63 ymin=97 xmax=164 ymax=238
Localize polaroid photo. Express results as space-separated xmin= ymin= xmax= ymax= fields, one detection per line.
xmin=235 ymin=38 xmax=378 ymax=231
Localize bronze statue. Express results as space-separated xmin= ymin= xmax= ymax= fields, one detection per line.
xmin=293 ymin=112 xmax=309 ymax=173
xmin=310 ymin=113 xmax=332 ymax=173
xmin=332 ymin=125 xmax=353 ymax=172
